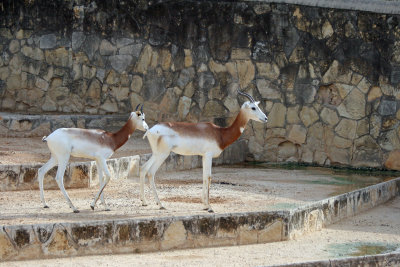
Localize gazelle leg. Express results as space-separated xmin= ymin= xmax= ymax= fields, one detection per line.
xmin=38 ymin=155 xmax=57 ymax=208
xmin=54 ymin=155 xmax=79 ymax=213
xmin=202 ymin=154 xmax=213 ymax=213
xmin=95 ymin=160 xmax=109 ymax=211
xmin=91 ymin=158 xmax=112 ymax=210
xmin=147 ymin=153 xmax=169 ymax=209
xmin=139 ymin=155 xmax=155 ymax=206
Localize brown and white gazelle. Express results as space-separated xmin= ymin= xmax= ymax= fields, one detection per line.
xmin=140 ymin=90 xmax=267 ymax=212
xmin=38 ymin=105 xmax=149 ymax=213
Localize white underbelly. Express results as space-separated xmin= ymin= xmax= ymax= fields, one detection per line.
xmin=70 ymin=142 xmax=113 ymax=160
xmin=171 ymin=137 xmax=223 ymax=157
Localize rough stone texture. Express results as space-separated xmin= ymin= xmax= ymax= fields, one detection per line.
xmin=1 ymin=1 xmax=400 ymax=169
xmin=385 ymin=150 xmax=400 ymax=170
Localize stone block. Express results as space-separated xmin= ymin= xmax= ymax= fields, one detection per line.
xmin=268 ymin=103 xmax=286 ymax=128
xmin=160 ymin=221 xmax=187 ymax=250
xmin=9 ymin=119 xmax=32 ymax=132
xmin=0 ymin=230 xmax=16 ymax=260
xmin=47 ymin=228 xmax=77 ymax=256
xmin=9 ymin=40 xmax=20 ymax=54
xmin=288 ymin=124 xmax=307 ymax=144
xmin=178 ymin=96 xmax=191 ymax=119
xmin=257 ymin=79 xmax=281 ymax=99
xmin=320 ymin=107 xmax=339 ymax=126
xmin=198 ymin=71 xmax=215 ymax=90
xmin=335 ymin=118 xmax=357 ymax=140
xmin=231 ymin=48 xmax=251 ymax=60
xmin=203 ymin=100 xmax=227 ymax=117
xmin=82 ymin=35 xmax=100 ymax=60
xmin=236 ymin=60 xmax=255 ymax=89
xmin=72 ymin=32 xmax=85 ymax=51
xmin=300 ymin=106 xmax=318 ymax=127
xmin=256 ymin=62 xmax=280 ymax=79
xmin=238 ymin=226 xmax=258 ymax=245
xmin=337 ymin=88 xmax=366 ymax=120
xmin=39 ymin=34 xmax=57 ymax=49
xmin=21 ymin=46 xmax=44 ymax=61
xmin=45 ymin=48 xmax=72 ymax=67
xmin=109 ymin=55 xmax=133 ymax=74
xmin=258 ymin=220 xmax=283 ymax=243
xmin=378 ymin=99 xmax=397 ymax=116
xmin=385 ymin=150 xmax=400 ymax=170
xmin=69 ymin=162 xmax=90 ymax=188
xmin=99 ymin=39 xmax=117 ymax=56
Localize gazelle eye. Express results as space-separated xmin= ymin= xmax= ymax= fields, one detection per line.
xmin=251 ymin=107 xmax=256 ymax=111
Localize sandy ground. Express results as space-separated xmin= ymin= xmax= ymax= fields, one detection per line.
xmin=0 ymin=166 xmax=362 ymax=225
xmin=2 ymin=197 xmax=399 ymax=267
xmin=0 ymin=133 xmax=151 ymax=165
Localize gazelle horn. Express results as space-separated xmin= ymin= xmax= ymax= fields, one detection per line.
xmin=237 ymin=89 xmax=255 ymax=103
xmin=135 ymin=103 xmax=141 ymax=111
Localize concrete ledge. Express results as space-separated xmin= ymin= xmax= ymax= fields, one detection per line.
xmin=0 ymin=139 xmax=247 ymax=191
xmin=0 ymin=176 xmax=398 ymax=261
xmin=288 ymin=177 xmax=400 ymax=239
xmin=271 ymin=251 xmax=400 ymax=267
xmin=0 ymin=210 xmax=288 ymax=261
xmin=247 ymin=0 xmax=400 ymax=14
xmin=0 ymin=112 xmax=130 ymax=137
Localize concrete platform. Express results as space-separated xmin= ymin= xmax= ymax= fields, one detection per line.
xmin=0 ymin=165 xmax=399 ymax=261
xmin=3 ymin=197 xmax=399 ymax=266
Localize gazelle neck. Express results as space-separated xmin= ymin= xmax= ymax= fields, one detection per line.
xmin=112 ymin=118 xmax=136 ymax=151
xmin=219 ymin=109 xmax=249 ymax=150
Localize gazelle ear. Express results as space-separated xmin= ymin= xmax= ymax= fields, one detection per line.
xmin=255 ymin=101 xmax=260 ymax=105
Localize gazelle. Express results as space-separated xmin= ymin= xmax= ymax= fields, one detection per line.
xmin=38 ymin=105 xmax=149 ymax=213
xmin=140 ymin=90 xmax=268 ymax=212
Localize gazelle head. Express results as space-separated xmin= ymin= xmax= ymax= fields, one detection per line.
xmin=131 ymin=104 xmax=149 ymax=131
xmin=238 ymin=90 xmax=268 ymax=123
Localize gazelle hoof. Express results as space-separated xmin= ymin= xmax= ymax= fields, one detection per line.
xmin=141 ymin=203 xmax=148 ymax=207
xmin=160 ymin=206 xmax=166 ymax=210
xmin=73 ymin=210 xmax=80 ymax=213
xmin=90 ymin=205 xmax=95 ymax=210
xmin=207 ymin=208 xmax=214 ymax=213
xmin=105 ymin=208 xmax=111 ymax=211
xmin=43 ymin=205 xmax=49 ymax=209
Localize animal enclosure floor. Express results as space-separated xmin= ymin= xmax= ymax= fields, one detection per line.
xmin=0 ymin=166 xmax=372 ymax=226
xmin=4 ymin=197 xmax=399 ymax=267
xmin=0 ymin=133 xmax=151 ymax=165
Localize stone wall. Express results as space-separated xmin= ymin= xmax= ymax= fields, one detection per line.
xmin=1 ymin=0 xmax=400 ymax=169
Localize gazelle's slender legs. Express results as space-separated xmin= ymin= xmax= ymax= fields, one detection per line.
xmin=54 ymin=154 xmax=79 ymax=213
xmin=91 ymin=158 xmax=112 ymax=210
xmin=202 ymin=154 xmax=213 ymax=213
xmin=139 ymin=155 xmax=155 ymax=206
xmin=38 ymin=155 xmax=57 ymax=208
xmin=95 ymin=159 xmax=109 ymax=211
xmin=147 ymin=153 xmax=169 ymax=209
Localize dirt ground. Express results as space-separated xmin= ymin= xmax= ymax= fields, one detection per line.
xmin=0 ymin=166 xmax=356 ymax=225
xmin=0 ymin=134 xmax=151 ymax=165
